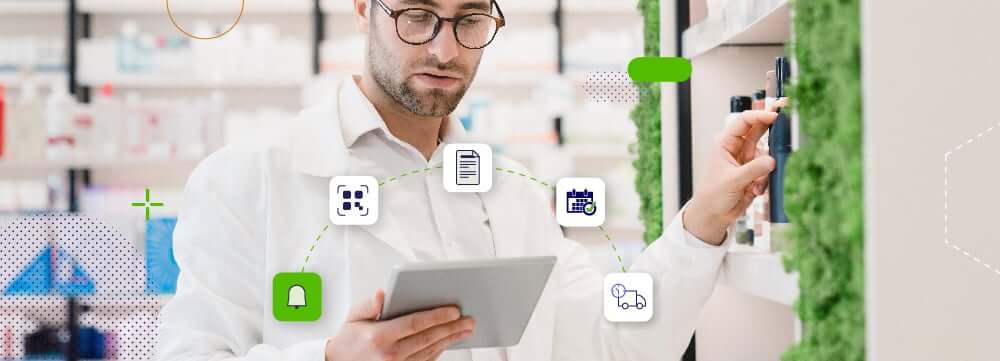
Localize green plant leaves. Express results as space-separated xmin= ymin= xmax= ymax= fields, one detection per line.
xmin=782 ymin=0 xmax=865 ymax=359
xmin=632 ymin=0 xmax=663 ymax=244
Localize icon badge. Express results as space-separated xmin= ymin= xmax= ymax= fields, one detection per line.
xmin=556 ymin=177 xmax=606 ymax=227
xmin=443 ymin=144 xmax=492 ymax=193
xmin=330 ymin=176 xmax=379 ymax=225
xmin=272 ymin=272 xmax=322 ymax=322
xmin=603 ymin=273 xmax=653 ymax=322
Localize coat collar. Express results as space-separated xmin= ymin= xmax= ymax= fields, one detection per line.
xmin=290 ymin=76 xmax=468 ymax=177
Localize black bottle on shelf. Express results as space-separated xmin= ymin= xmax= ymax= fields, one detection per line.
xmin=769 ymin=57 xmax=792 ymax=224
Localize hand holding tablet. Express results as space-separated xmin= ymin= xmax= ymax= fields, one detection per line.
xmin=324 ymin=289 xmax=476 ymax=361
xmin=379 ymin=256 xmax=557 ymax=350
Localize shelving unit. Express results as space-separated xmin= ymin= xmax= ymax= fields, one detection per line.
xmin=722 ymin=246 xmax=799 ymax=306
xmin=667 ymin=0 xmax=799 ymax=360
xmin=682 ymin=0 xmax=790 ymax=58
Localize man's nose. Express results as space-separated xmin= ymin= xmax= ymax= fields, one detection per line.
xmin=427 ymin=22 xmax=460 ymax=64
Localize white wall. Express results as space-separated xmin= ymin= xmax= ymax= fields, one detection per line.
xmin=864 ymin=0 xmax=1000 ymax=359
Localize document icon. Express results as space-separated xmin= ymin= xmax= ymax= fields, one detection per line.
xmin=444 ymin=144 xmax=492 ymax=193
xmin=456 ymin=150 xmax=481 ymax=185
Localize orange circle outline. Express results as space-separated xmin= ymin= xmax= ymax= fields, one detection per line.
xmin=165 ymin=0 xmax=245 ymax=40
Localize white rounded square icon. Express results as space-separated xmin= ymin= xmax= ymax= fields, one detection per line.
xmin=329 ymin=176 xmax=379 ymax=225
xmin=604 ymin=273 xmax=653 ymax=322
xmin=556 ymin=177 xmax=606 ymax=227
xmin=443 ymin=143 xmax=493 ymax=193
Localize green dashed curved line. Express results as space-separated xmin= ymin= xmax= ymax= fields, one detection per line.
xmin=300 ymin=165 xmax=627 ymax=272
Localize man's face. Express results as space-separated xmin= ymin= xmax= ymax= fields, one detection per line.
xmin=367 ymin=0 xmax=492 ymax=117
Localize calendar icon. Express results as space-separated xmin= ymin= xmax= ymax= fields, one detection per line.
xmin=567 ymin=189 xmax=597 ymax=216
xmin=556 ymin=178 xmax=605 ymax=227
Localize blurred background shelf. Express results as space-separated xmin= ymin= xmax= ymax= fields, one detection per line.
xmin=682 ymin=0 xmax=790 ymax=58
xmin=0 ymin=71 xmax=66 ymax=87
xmin=0 ymin=0 xmax=65 ymax=15
xmin=0 ymin=157 xmax=202 ymax=172
xmin=78 ymin=72 xmax=309 ymax=89
xmin=78 ymin=0 xmax=311 ymax=14
xmin=721 ymin=246 xmax=799 ymax=306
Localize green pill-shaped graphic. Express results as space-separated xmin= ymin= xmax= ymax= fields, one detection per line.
xmin=628 ymin=57 xmax=692 ymax=83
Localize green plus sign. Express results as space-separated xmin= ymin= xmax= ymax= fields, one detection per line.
xmin=131 ymin=188 xmax=165 ymax=221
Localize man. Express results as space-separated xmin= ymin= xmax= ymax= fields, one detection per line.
xmin=156 ymin=0 xmax=785 ymax=359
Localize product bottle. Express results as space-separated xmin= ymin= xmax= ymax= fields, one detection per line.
xmin=10 ymin=78 xmax=46 ymax=161
xmin=725 ymin=96 xmax=752 ymax=125
xmin=769 ymin=57 xmax=791 ymax=224
xmin=118 ymin=21 xmax=141 ymax=73
xmin=45 ymin=82 xmax=75 ymax=160
xmin=752 ymin=89 xmax=765 ymax=111
xmin=728 ymin=95 xmax=754 ymax=246
xmin=92 ymin=83 xmax=123 ymax=159
xmin=123 ymin=92 xmax=145 ymax=156
xmin=768 ymin=57 xmax=793 ymax=252
xmin=204 ymin=90 xmax=225 ymax=152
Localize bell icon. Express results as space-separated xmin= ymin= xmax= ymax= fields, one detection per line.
xmin=287 ymin=284 xmax=307 ymax=309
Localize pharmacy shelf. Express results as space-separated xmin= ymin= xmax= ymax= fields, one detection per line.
xmin=0 ymin=157 xmax=202 ymax=172
xmin=720 ymin=246 xmax=799 ymax=306
xmin=0 ymin=71 xmax=66 ymax=87
xmin=78 ymin=0 xmax=311 ymax=14
xmin=682 ymin=0 xmax=791 ymax=58
xmin=321 ymin=0 xmax=555 ymax=15
xmin=0 ymin=0 xmax=65 ymax=15
xmin=78 ymin=71 xmax=309 ymax=89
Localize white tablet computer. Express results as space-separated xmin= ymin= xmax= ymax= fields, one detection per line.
xmin=379 ymin=256 xmax=557 ymax=350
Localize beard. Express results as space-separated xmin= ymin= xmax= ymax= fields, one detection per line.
xmin=368 ymin=32 xmax=476 ymax=117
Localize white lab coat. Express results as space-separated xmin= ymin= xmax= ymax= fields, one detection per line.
xmin=156 ymin=78 xmax=729 ymax=361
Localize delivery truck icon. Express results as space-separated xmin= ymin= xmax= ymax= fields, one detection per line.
xmin=610 ymin=283 xmax=647 ymax=310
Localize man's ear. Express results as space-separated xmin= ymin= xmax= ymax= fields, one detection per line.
xmin=354 ymin=0 xmax=371 ymax=33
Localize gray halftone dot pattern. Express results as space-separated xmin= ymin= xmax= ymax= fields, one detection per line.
xmin=582 ymin=71 xmax=639 ymax=104
xmin=0 ymin=213 xmax=163 ymax=360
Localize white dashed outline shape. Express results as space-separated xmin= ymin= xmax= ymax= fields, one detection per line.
xmin=944 ymin=120 xmax=1000 ymax=276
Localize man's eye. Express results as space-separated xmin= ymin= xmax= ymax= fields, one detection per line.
xmin=459 ymin=17 xmax=482 ymax=26
xmin=404 ymin=12 xmax=433 ymax=23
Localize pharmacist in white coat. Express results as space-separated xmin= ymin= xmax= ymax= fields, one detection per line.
xmin=156 ymin=0 xmax=786 ymax=360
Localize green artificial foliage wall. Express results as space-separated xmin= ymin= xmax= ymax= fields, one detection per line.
xmin=782 ymin=0 xmax=865 ymax=359
xmin=632 ymin=0 xmax=663 ymax=244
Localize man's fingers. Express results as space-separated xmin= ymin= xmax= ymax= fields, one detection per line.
xmin=720 ymin=110 xmax=780 ymax=155
xmin=383 ymin=306 xmax=462 ymax=342
xmin=348 ymin=289 xmax=385 ymax=322
xmin=739 ymin=124 xmax=769 ymax=162
xmin=766 ymin=97 xmax=789 ymax=113
xmin=399 ymin=318 xmax=474 ymax=360
xmin=729 ymin=155 xmax=775 ymax=188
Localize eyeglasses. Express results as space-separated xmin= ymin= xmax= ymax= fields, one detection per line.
xmin=373 ymin=0 xmax=506 ymax=50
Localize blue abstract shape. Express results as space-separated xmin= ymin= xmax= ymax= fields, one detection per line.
xmin=4 ymin=245 xmax=96 ymax=296
xmin=3 ymin=246 xmax=53 ymax=295
xmin=146 ymin=217 xmax=180 ymax=294
xmin=55 ymin=248 xmax=97 ymax=296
